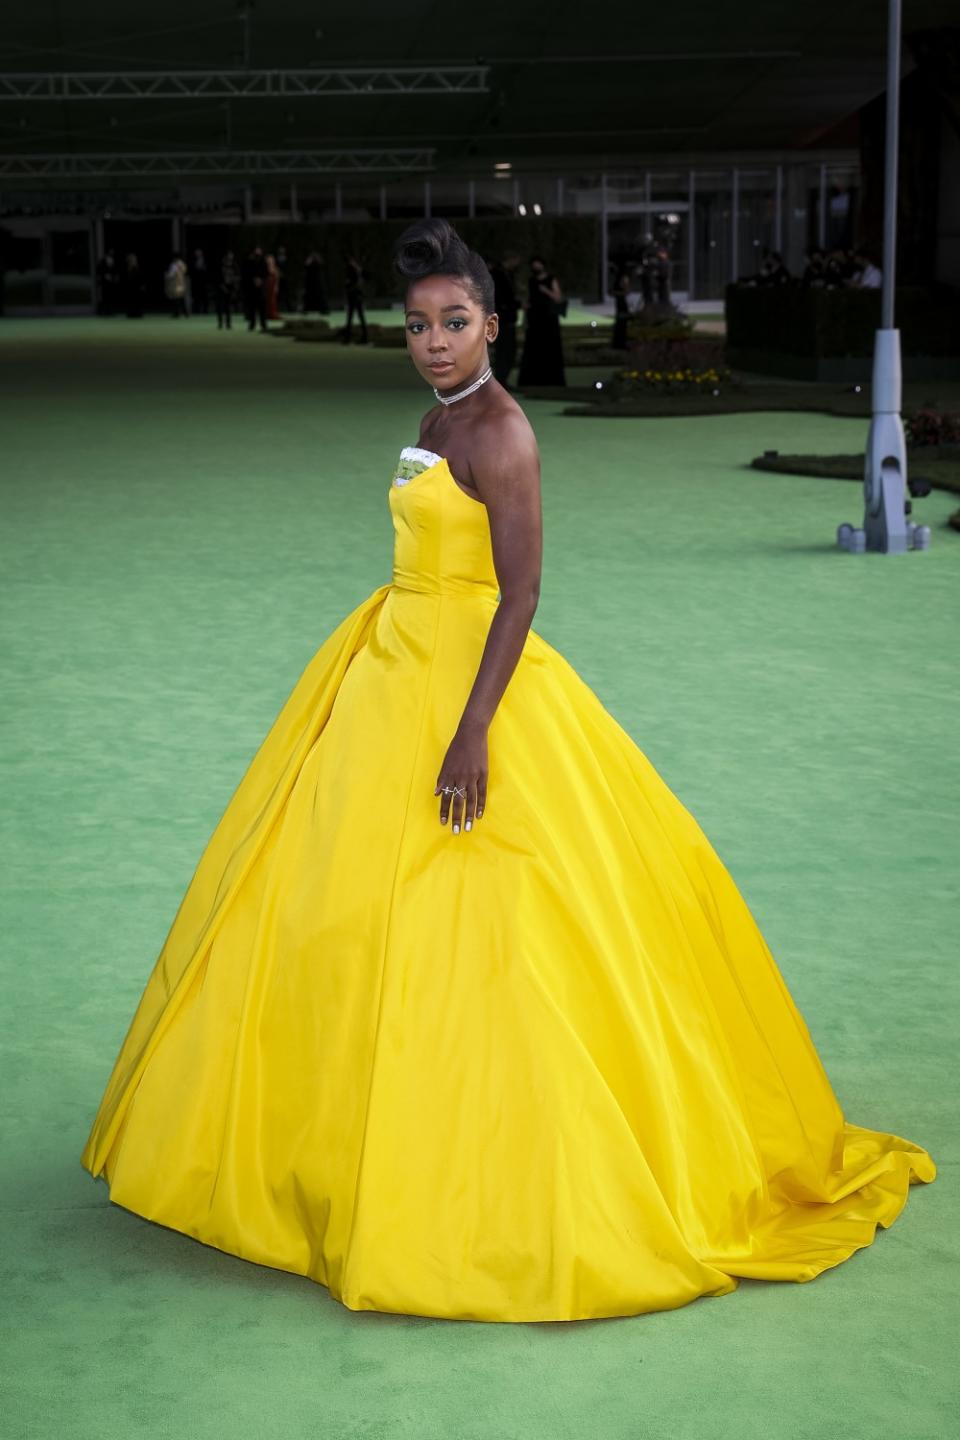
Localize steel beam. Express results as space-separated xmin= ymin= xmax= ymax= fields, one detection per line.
xmin=0 ymin=148 xmax=435 ymax=180
xmin=0 ymin=67 xmax=488 ymax=102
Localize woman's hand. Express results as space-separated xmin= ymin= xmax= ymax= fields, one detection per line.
xmin=434 ymin=719 xmax=488 ymax=834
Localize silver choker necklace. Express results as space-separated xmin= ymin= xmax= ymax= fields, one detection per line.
xmin=433 ymin=365 xmax=493 ymax=405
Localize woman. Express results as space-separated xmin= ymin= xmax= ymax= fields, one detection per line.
xmin=80 ymin=218 xmax=935 ymax=1323
xmin=517 ymin=254 xmax=565 ymax=387
xmin=301 ymin=248 xmax=329 ymax=315
xmin=264 ymin=253 xmax=281 ymax=321
xmin=123 ymin=252 xmax=144 ymax=319
xmin=164 ymin=253 xmax=187 ymax=319
xmin=342 ymin=252 xmax=368 ymax=343
xmin=216 ymin=249 xmax=241 ymax=330
xmin=612 ymin=267 xmax=632 ymax=349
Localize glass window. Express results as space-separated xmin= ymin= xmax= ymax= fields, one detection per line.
xmin=564 ymin=175 xmax=604 ymax=215
xmin=692 ymin=172 xmax=732 ymax=300
xmin=604 ymin=174 xmax=645 ymax=209
xmin=649 ymin=172 xmax=687 ymax=202
xmin=50 ymin=228 xmax=93 ymax=305
xmin=380 ymin=179 xmax=428 ymax=219
xmin=826 ymin=169 xmax=860 ymax=250
xmin=736 ymin=170 xmax=776 ymax=277
xmin=471 ymin=177 xmax=516 ymax=217
xmin=426 ymin=180 xmax=469 ymax=218
xmin=337 ymin=186 xmax=380 ymax=221
xmin=3 ymin=232 xmax=45 ymax=306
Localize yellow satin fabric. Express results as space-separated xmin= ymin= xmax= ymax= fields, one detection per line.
xmin=81 ymin=455 xmax=936 ymax=1321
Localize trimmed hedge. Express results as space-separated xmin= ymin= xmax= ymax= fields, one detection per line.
xmin=750 ymin=450 xmax=960 ymax=493
xmin=750 ymin=448 xmax=960 ymax=531
xmin=726 ymin=283 xmax=960 ymax=359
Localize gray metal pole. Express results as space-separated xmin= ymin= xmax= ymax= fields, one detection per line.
xmin=882 ymin=0 xmax=901 ymax=329
xmin=844 ymin=0 xmax=913 ymax=555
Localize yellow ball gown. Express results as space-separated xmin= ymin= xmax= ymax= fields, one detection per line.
xmin=81 ymin=444 xmax=936 ymax=1322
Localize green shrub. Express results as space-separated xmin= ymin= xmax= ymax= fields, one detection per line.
xmin=725 ymin=283 xmax=960 ymax=359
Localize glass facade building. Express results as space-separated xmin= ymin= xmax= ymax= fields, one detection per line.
xmin=1 ymin=155 xmax=861 ymax=312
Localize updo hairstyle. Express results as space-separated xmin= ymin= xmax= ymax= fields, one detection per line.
xmin=392 ymin=218 xmax=495 ymax=316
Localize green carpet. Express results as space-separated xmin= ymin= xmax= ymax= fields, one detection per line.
xmin=1 ymin=317 xmax=955 ymax=1440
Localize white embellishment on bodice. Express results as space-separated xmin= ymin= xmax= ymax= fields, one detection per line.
xmin=393 ymin=445 xmax=443 ymax=485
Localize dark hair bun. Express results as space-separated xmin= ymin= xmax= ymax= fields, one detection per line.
xmin=391 ymin=215 xmax=496 ymax=316
xmin=393 ymin=218 xmax=469 ymax=280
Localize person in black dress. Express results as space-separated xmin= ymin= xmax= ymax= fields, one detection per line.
xmin=342 ymin=254 xmax=368 ymax=343
xmin=517 ymin=255 xmax=566 ymax=387
xmin=123 ymin=253 xmax=144 ymax=319
xmin=189 ymin=249 xmax=209 ymax=314
xmin=242 ymin=246 xmax=268 ymax=332
xmin=216 ymin=250 xmax=241 ymax=330
xmin=488 ymin=251 xmax=520 ymax=389
xmin=302 ymin=249 xmax=330 ymax=315
xmin=275 ymin=245 xmax=290 ymax=312
xmin=97 ymin=249 xmax=121 ymax=316
xmin=612 ymin=268 xmax=632 ymax=349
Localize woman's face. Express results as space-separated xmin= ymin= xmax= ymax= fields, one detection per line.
xmin=531 ymin=260 xmax=545 ymax=278
xmin=404 ymin=275 xmax=498 ymax=393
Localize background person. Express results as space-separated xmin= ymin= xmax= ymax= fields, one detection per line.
xmin=242 ymin=245 xmax=268 ymax=332
xmin=123 ymin=253 xmax=144 ymax=319
xmin=302 ymin=249 xmax=329 ymax=315
xmin=488 ymin=250 xmax=520 ymax=388
xmin=612 ymin=268 xmax=632 ymax=348
xmin=517 ymin=255 xmax=566 ymax=387
xmin=216 ymin=249 xmax=241 ymax=330
xmin=189 ymin=249 xmax=209 ymax=314
xmin=276 ymin=245 xmax=290 ymax=311
xmin=342 ymin=253 xmax=368 ymax=344
xmin=164 ymin=253 xmax=188 ymax=318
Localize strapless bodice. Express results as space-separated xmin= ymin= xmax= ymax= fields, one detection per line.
xmin=388 ymin=446 xmax=500 ymax=601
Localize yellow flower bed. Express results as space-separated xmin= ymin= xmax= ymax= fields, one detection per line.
xmin=618 ymin=365 xmax=728 ymax=392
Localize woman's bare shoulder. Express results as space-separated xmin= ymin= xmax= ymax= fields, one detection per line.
xmin=490 ymin=393 xmax=538 ymax=452
xmin=470 ymin=400 xmax=540 ymax=488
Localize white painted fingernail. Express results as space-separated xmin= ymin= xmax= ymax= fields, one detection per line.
xmin=465 ymin=820 xmax=472 ymax=831
xmin=453 ymin=823 xmax=460 ymax=834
